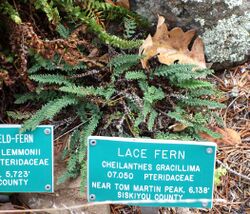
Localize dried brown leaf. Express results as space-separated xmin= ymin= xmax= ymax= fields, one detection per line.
xmin=200 ymin=127 xmax=242 ymax=146
xmin=105 ymin=0 xmax=130 ymax=9
xmin=139 ymin=15 xmax=206 ymax=69
xmin=116 ymin=0 xmax=130 ymax=9
xmin=168 ymin=123 xmax=188 ymax=132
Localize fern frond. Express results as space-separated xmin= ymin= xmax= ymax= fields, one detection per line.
xmin=109 ymin=54 xmax=142 ymax=69
xmin=144 ymin=86 xmax=165 ymax=104
xmin=34 ymin=0 xmax=60 ymax=24
xmin=177 ymin=80 xmax=213 ymax=89
xmin=28 ymin=54 xmax=54 ymax=73
xmin=7 ymin=111 xmax=31 ymax=120
xmin=138 ymin=80 xmax=148 ymax=92
xmin=30 ymin=74 xmax=72 ymax=86
xmin=80 ymin=162 xmax=87 ymax=193
xmin=61 ymin=129 xmax=81 ymax=160
xmin=123 ymin=17 xmax=136 ymax=39
xmin=55 ymin=1 xmax=142 ymax=49
xmin=180 ymin=98 xmax=225 ymax=109
xmin=211 ymin=112 xmax=225 ymax=127
xmin=15 ymin=92 xmax=38 ymax=104
xmin=59 ymin=85 xmax=97 ymax=96
xmin=147 ymin=110 xmax=157 ymax=131
xmin=91 ymin=0 xmax=148 ymax=26
xmin=56 ymin=23 xmax=70 ymax=38
xmin=155 ymin=64 xmax=195 ymax=80
xmin=110 ymin=54 xmax=143 ymax=81
xmin=28 ymin=63 xmax=43 ymax=74
xmin=67 ymin=153 xmax=80 ymax=173
xmin=155 ymin=132 xmax=194 ymax=141
xmin=15 ymin=90 xmax=58 ymax=104
xmin=189 ymin=88 xmax=217 ymax=97
xmin=88 ymin=17 xmax=142 ymax=49
xmin=29 ymin=53 xmax=86 ymax=74
xmin=57 ymin=171 xmax=72 ymax=185
xmin=142 ymin=101 xmax=152 ymax=118
xmin=167 ymin=107 xmax=194 ymax=127
xmin=59 ymin=85 xmax=115 ymax=100
xmin=57 ymin=153 xmax=80 ymax=184
xmin=134 ymin=112 xmax=144 ymax=127
xmin=195 ymin=125 xmax=221 ymax=139
xmin=155 ymin=64 xmax=213 ymax=84
xmin=62 ymin=62 xmax=86 ymax=72
xmin=22 ymin=96 xmax=77 ymax=131
xmin=0 ymin=1 xmax=22 ymax=24
xmin=125 ymin=70 xmax=147 ymax=80
xmin=79 ymin=110 xmax=101 ymax=161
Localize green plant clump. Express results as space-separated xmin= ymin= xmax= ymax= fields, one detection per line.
xmin=214 ymin=167 xmax=227 ymax=186
xmin=0 ymin=0 xmax=145 ymax=49
xmin=15 ymin=53 xmax=225 ymax=188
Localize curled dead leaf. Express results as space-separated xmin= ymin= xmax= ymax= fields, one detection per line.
xmin=116 ymin=0 xmax=130 ymax=9
xmin=139 ymin=15 xmax=206 ymax=69
xmin=169 ymin=123 xmax=188 ymax=132
xmin=200 ymin=127 xmax=242 ymax=146
xmin=105 ymin=0 xmax=116 ymax=6
xmin=105 ymin=0 xmax=130 ymax=9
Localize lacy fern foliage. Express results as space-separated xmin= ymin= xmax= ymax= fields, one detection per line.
xmin=17 ymin=53 xmax=225 ymax=187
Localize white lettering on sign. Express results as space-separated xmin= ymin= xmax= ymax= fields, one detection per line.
xmin=115 ymin=183 xmax=130 ymax=191
xmin=1 ymin=149 xmax=41 ymax=156
xmin=14 ymin=134 xmax=33 ymax=143
xmin=117 ymin=191 xmax=184 ymax=201
xmin=117 ymin=148 xmax=186 ymax=160
xmin=0 ymin=179 xmax=28 ymax=186
xmin=107 ymin=171 xmax=134 ymax=179
xmin=0 ymin=158 xmax=49 ymax=166
xmin=117 ymin=148 xmax=147 ymax=159
xmin=0 ymin=134 xmax=34 ymax=144
xmin=144 ymin=173 xmax=194 ymax=182
xmin=133 ymin=185 xmax=161 ymax=193
xmin=0 ymin=126 xmax=53 ymax=192
xmin=101 ymin=161 xmax=153 ymax=171
xmin=0 ymin=135 xmax=11 ymax=143
xmin=154 ymin=150 xmax=185 ymax=160
xmin=88 ymin=137 xmax=217 ymax=206
xmin=164 ymin=186 xmax=185 ymax=194
xmin=154 ymin=193 xmax=183 ymax=200
xmin=91 ymin=182 xmax=111 ymax=189
xmin=155 ymin=164 xmax=200 ymax=172
xmin=117 ymin=191 xmax=151 ymax=200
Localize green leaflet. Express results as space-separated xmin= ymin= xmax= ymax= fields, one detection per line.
xmin=59 ymin=85 xmax=115 ymax=100
xmin=0 ymin=1 xmax=22 ymax=24
xmin=125 ymin=70 xmax=147 ymax=80
xmin=21 ymin=96 xmax=78 ymax=131
xmin=30 ymin=74 xmax=73 ymax=86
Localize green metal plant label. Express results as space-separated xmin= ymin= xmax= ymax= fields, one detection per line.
xmin=88 ymin=136 xmax=217 ymax=208
xmin=0 ymin=125 xmax=53 ymax=192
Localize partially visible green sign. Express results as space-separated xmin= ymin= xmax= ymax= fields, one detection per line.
xmin=0 ymin=125 xmax=53 ymax=192
xmin=88 ymin=136 xmax=217 ymax=208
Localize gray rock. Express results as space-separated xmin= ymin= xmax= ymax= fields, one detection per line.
xmin=176 ymin=208 xmax=194 ymax=214
xmin=0 ymin=195 xmax=10 ymax=203
xmin=141 ymin=207 xmax=159 ymax=214
xmin=132 ymin=0 xmax=250 ymax=68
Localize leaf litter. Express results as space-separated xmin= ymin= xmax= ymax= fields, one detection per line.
xmin=139 ymin=16 xmax=206 ymax=69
